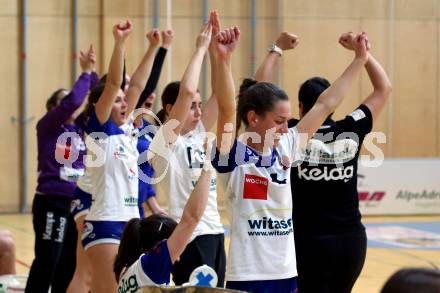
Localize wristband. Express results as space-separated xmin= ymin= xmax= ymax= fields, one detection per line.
xmin=268 ymin=44 xmax=283 ymax=56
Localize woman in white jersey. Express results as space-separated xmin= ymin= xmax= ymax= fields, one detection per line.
xmin=67 ymin=165 xmax=93 ymax=293
xmin=255 ymin=31 xmax=391 ymax=293
xmin=80 ymin=21 xmax=161 ymax=293
xmin=114 ymin=167 xmax=213 ymax=292
xmin=148 ymin=12 xmax=226 ymax=286
xmin=210 ymin=17 xmax=370 ymax=292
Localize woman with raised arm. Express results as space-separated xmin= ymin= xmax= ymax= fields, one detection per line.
xmin=79 ymin=21 xmax=160 ymax=293
xmin=68 ymin=49 xmax=134 ymax=293
xmin=25 ymin=46 xmax=97 ymax=293
xmin=211 ymin=16 xmax=369 ymax=292
xmin=287 ymin=32 xmax=391 ymax=293
xmin=136 ymin=29 xmax=174 ymax=114
xmin=65 ymin=46 xmax=100 ymax=293
xmin=114 ymin=166 xmax=214 ymax=292
xmin=147 ymin=16 xmax=226 ymax=286
xmin=136 ymin=29 xmax=174 ymax=218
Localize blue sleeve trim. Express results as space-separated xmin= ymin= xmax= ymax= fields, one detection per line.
xmin=85 ymin=110 xmax=124 ymax=135
xmin=140 ymin=240 xmax=172 ymax=285
xmin=211 ymin=140 xmax=239 ymax=173
xmin=211 ymin=140 xmax=264 ymax=173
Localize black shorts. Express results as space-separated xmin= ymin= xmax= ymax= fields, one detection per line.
xmin=172 ymin=233 xmax=226 ymax=287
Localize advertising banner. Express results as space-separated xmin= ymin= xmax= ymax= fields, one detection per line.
xmin=358 ymin=159 xmax=440 ymax=215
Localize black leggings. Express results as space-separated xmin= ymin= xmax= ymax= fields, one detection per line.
xmin=25 ymin=194 xmax=77 ymax=293
xmin=295 ymin=230 xmax=367 ymax=293
xmin=172 ymin=233 xmax=226 ymax=287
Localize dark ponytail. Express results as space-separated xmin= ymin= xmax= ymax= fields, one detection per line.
xmin=114 ymin=218 xmax=142 ymax=282
xmin=120 ymin=59 xmax=127 ymax=91
xmin=100 ymin=58 xmax=127 ymax=91
xmin=239 ymin=78 xmax=259 ymax=94
xmin=46 ymin=88 xmax=67 ymax=111
xmin=99 ymin=74 xmax=107 ymax=85
xmin=155 ymin=109 xmax=167 ymax=125
xmin=82 ymin=83 xmax=105 ymax=124
xmin=236 ymin=79 xmax=258 ymax=131
xmin=236 ymin=78 xmax=288 ymax=131
xmin=114 ymin=215 xmax=177 ymax=281
xmin=155 ymin=81 xmax=181 ymax=125
xmin=139 ymin=214 xmax=177 ymax=252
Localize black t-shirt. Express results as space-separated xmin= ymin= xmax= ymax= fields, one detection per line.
xmin=289 ymin=104 xmax=373 ymax=235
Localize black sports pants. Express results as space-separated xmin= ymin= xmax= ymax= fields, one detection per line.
xmin=172 ymin=233 xmax=226 ymax=287
xmin=25 ymin=194 xmax=77 ymax=293
xmin=295 ymin=229 xmax=367 ymax=293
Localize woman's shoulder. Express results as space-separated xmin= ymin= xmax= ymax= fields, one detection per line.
xmin=86 ymin=110 xmax=125 ymax=136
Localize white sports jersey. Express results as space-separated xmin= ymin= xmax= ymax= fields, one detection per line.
xmin=212 ymin=127 xmax=299 ymax=281
xmin=117 ymin=241 xmax=172 ymax=293
xmin=149 ymin=122 xmax=224 ymax=241
xmin=85 ymin=112 xmax=141 ymax=222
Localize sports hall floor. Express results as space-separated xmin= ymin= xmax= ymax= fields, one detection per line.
xmin=1 ymin=213 xmax=439 ymax=292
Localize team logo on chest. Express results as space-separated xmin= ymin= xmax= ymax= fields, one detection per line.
xmin=113 ymin=144 xmax=128 ymax=160
xmin=243 ymin=174 xmax=268 ymax=200
xmin=297 ymin=165 xmax=354 ymax=182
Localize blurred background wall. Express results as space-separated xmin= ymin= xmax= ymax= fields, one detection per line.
xmin=0 ymin=0 xmax=439 ymax=212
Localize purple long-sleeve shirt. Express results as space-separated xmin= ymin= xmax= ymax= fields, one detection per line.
xmin=36 ymin=72 xmax=99 ymax=198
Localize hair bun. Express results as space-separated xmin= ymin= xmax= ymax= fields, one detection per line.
xmin=239 ymin=78 xmax=258 ymax=96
